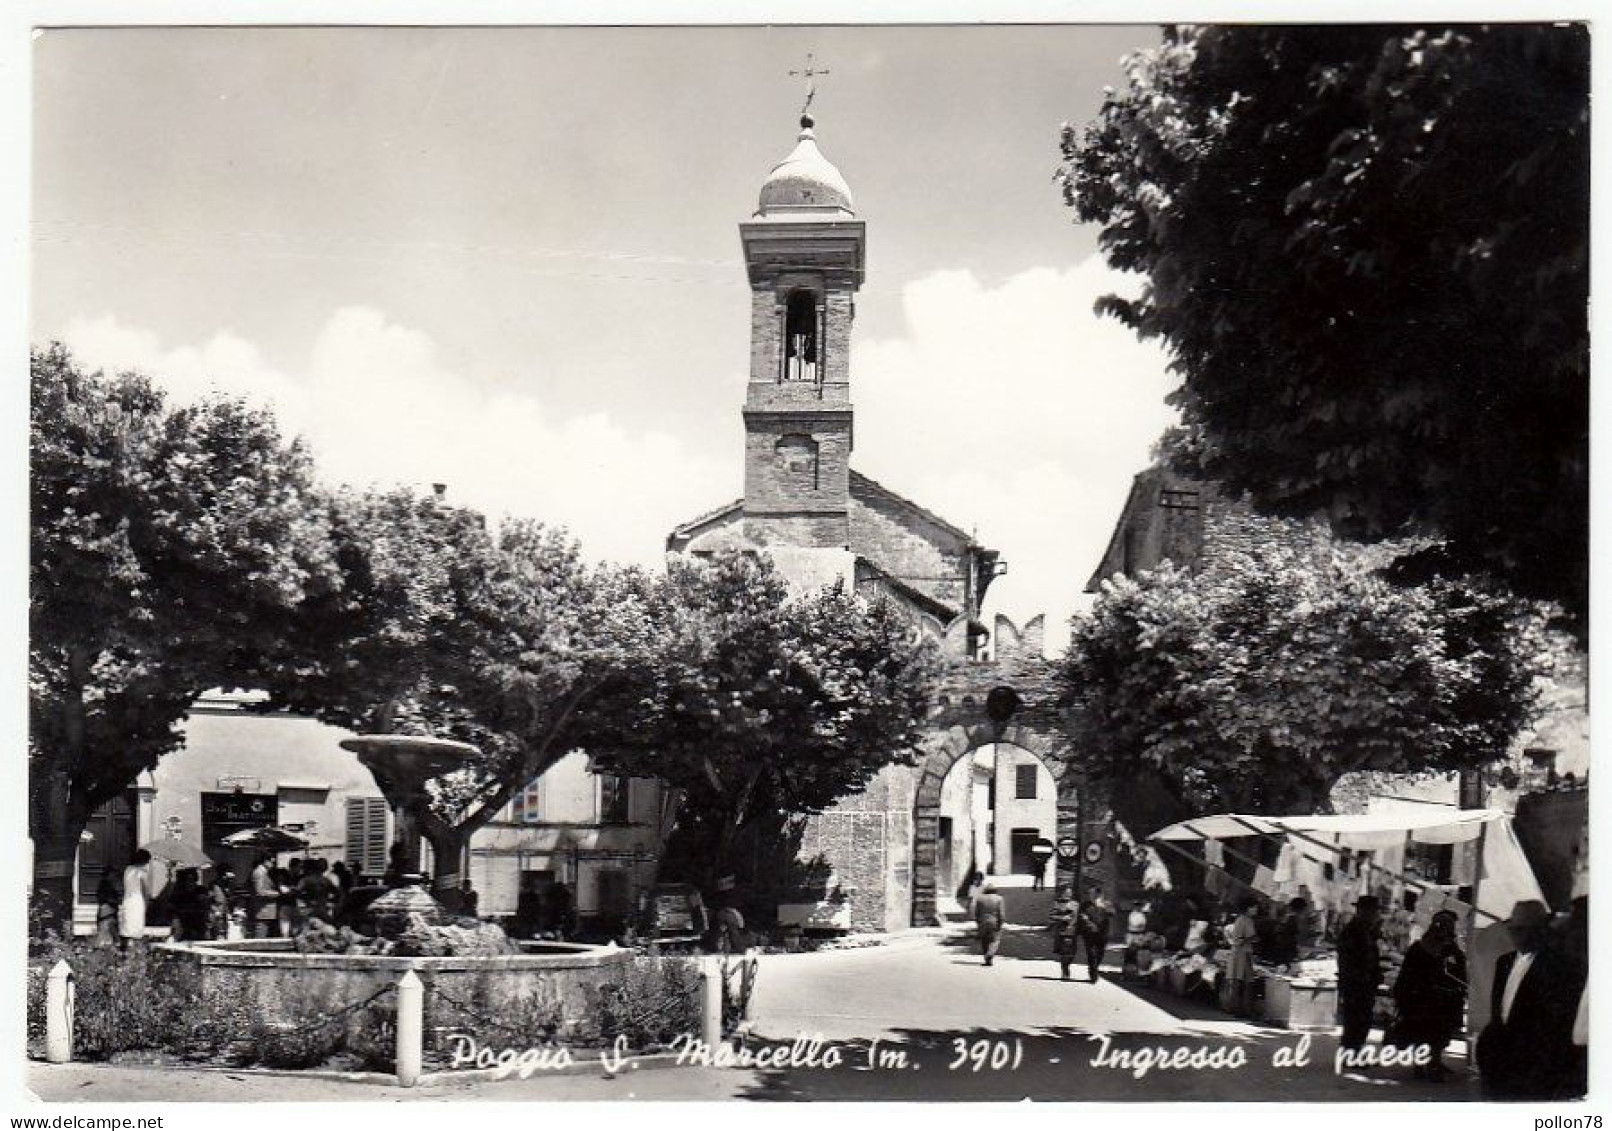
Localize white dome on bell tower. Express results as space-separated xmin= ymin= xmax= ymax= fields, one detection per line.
xmin=756 ymin=114 xmax=855 ymax=218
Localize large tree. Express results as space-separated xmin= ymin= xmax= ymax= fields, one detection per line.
xmin=29 ymin=344 xmax=336 ymax=934
xmin=256 ymin=490 xmax=655 ymax=896
xmin=590 ymin=553 xmax=941 ymax=885
xmin=1060 ymin=25 xmax=1589 ymax=632
xmin=1059 ymin=511 xmax=1558 ymax=833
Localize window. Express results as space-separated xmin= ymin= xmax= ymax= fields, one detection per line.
xmin=782 ymin=289 xmax=819 ymax=382
xmin=599 ymin=774 xmax=630 ymax=824
xmin=344 ymin=796 xmax=389 ymax=876
xmin=1014 ymin=764 xmax=1038 ymax=800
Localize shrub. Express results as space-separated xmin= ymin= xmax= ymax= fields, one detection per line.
xmin=424 ymin=972 xmax=567 ymax=1061
xmin=24 ymin=943 xmax=203 ymax=1061
xmin=597 ymin=958 xmax=701 ymax=1051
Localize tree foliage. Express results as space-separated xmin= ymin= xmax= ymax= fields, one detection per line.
xmin=590 ymin=553 xmax=942 ymax=880
xmin=255 ymin=489 xmax=656 ymax=881
xmin=29 ymin=344 xmax=336 ymax=929
xmin=1059 ymin=511 xmax=1559 ymax=828
xmin=1061 ymin=25 xmax=1589 ymax=631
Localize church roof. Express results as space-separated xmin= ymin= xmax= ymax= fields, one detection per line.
xmin=848 ymin=469 xmax=978 ymax=549
xmin=757 ymin=115 xmax=855 ymax=218
xmin=665 ymin=472 xmax=991 ymax=562
xmin=665 ymin=497 xmax=743 ymax=550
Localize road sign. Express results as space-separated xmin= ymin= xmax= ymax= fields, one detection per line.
xmin=1055 ymin=837 xmax=1079 ymax=860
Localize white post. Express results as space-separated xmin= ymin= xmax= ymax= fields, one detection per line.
xmin=701 ymin=957 xmax=723 ymax=1049
xmin=395 ymin=969 xmax=423 ymax=1088
xmin=45 ymin=959 xmax=73 ymax=1064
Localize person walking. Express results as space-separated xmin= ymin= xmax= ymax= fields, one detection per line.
xmin=1336 ymin=895 xmax=1384 ymax=1053
xmin=974 ymin=882 xmax=1006 ymax=966
xmin=118 ymin=849 xmax=154 ymax=950
xmin=1080 ymin=886 xmax=1114 ymax=982
xmin=1049 ymin=885 xmax=1081 ymax=979
xmin=1226 ymin=896 xmax=1260 ymax=1016
xmin=1029 ymin=838 xmax=1056 ymax=891
xmin=1476 ymin=899 xmax=1587 ymax=1099
xmin=1388 ymin=909 xmax=1467 ymax=1080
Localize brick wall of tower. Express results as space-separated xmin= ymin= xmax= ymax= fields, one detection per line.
xmin=823 ymin=291 xmax=854 ymax=387
xmin=749 ymin=291 xmax=781 ymax=384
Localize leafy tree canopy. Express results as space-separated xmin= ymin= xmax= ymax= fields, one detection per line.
xmin=589 ymin=553 xmax=942 ymax=879
xmin=254 ymin=489 xmax=657 ymax=877
xmin=1061 ymin=25 xmax=1589 ymax=632
xmin=29 ymin=344 xmax=336 ymax=928
xmin=1059 ymin=510 xmax=1561 ymax=830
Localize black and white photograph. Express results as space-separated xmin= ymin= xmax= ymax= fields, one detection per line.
xmin=15 ymin=10 xmax=1594 ymax=1115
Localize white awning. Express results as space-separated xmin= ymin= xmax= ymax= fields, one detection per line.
xmin=1151 ymin=808 xmax=1508 ymax=847
xmin=1149 ymin=807 xmax=1544 ymax=921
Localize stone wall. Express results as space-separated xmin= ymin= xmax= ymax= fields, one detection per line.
xmin=794 ymin=763 xmax=916 ymax=933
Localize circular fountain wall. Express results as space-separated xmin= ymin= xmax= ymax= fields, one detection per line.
xmin=161 ymin=937 xmax=634 ymax=1035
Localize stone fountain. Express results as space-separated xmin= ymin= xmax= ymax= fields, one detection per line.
xmin=163 ymin=732 xmax=632 ymax=1033
xmin=339 ymin=733 xmax=477 ymax=887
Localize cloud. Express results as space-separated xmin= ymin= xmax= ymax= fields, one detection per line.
xmin=62 ymin=255 xmax=1175 ymax=654
xmin=852 ymin=256 xmax=1179 ymax=651
xmin=61 ymin=308 xmax=733 ymax=570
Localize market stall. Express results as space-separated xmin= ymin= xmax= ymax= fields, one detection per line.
xmin=1144 ymin=808 xmax=1545 ymax=1031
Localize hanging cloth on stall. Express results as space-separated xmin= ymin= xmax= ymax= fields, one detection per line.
xmin=1272 ymin=842 xmax=1297 ymax=884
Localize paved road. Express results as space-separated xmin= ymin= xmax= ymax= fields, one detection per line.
xmin=23 ymin=914 xmax=1481 ymax=1103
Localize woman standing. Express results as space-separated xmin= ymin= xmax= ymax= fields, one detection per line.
xmin=1049 ymin=885 xmax=1081 ymax=980
xmin=1226 ymin=896 xmax=1260 ymax=1016
xmin=118 ymin=849 xmax=154 ymax=950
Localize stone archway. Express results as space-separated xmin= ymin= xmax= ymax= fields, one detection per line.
xmin=909 ymin=715 xmax=1078 ymax=926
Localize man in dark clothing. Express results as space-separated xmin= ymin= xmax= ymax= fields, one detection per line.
xmin=1336 ymin=895 xmax=1383 ymax=1052
xmin=1476 ymin=899 xmax=1587 ymax=1100
xmin=1080 ymin=886 xmax=1114 ymax=982
xmin=1390 ymin=909 xmax=1467 ymax=1080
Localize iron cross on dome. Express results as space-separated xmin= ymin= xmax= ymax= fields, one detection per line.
xmin=790 ymin=53 xmax=830 ymax=116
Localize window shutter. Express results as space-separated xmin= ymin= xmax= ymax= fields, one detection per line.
xmin=346 ymin=797 xmax=389 ymax=875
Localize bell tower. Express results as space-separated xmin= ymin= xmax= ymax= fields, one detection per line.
xmin=739 ymin=110 xmax=865 ymax=549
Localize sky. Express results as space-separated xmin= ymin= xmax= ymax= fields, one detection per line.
xmin=31 ymin=25 xmax=1181 ymax=652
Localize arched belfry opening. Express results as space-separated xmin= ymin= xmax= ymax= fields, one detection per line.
xmin=783 ymin=289 xmax=820 ymax=382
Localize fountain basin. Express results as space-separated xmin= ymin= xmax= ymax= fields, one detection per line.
xmin=159 ymin=937 xmax=634 ymax=1038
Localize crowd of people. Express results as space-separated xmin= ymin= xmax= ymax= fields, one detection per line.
xmin=92 ymin=850 xmax=471 ymax=947
xmin=964 ymin=868 xmax=1587 ymax=1099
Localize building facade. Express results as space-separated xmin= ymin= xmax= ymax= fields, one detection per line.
xmin=69 ymin=691 xmax=666 ymax=937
